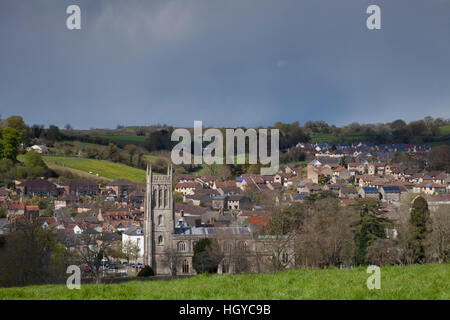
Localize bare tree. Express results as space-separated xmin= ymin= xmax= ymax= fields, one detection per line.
xmin=295 ymin=197 xmax=357 ymax=268
xmin=73 ymin=234 xmax=117 ymax=283
xmin=229 ymin=245 xmax=250 ymax=273
xmin=425 ymin=205 xmax=450 ymax=263
xmin=220 ymin=164 xmax=232 ymax=181
xmin=162 ymin=247 xmax=181 ymax=276
xmin=192 ymin=238 xmax=224 ymax=274
xmin=216 ymin=232 xmax=249 ymax=274
xmin=122 ymin=240 xmax=141 ymax=272
xmin=254 ymin=235 xmax=295 ymax=273
xmin=365 ymin=239 xmax=401 ymax=266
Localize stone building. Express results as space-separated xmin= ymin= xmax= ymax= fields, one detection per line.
xmin=143 ymin=165 xmax=295 ymax=275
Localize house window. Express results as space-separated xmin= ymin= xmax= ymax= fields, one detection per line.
xmin=158 ymin=215 xmax=164 ymax=226
xmin=182 ymin=259 xmax=189 ymax=273
xmin=158 ymin=235 xmax=164 ymax=245
xmin=177 ymin=241 xmax=186 ymax=252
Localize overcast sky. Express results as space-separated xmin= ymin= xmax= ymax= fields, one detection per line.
xmin=1 ymin=0 xmax=449 ymax=129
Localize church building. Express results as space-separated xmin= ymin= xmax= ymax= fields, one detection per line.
xmin=143 ymin=165 xmax=295 ymax=275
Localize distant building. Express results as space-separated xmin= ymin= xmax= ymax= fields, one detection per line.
xmin=106 ymin=179 xmax=136 ymax=199
xmin=26 ymin=145 xmax=49 ymax=154
xmin=60 ymin=178 xmax=99 ymax=196
xmin=122 ymin=226 xmax=144 ymax=258
xmin=17 ymin=179 xmax=57 ymax=197
xmin=359 ymin=187 xmax=380 ymax=200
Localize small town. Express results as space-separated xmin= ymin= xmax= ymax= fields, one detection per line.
xmin=0 ymin=115 xmax=448 ymax=290
xmin=1 ymin=0 xmax=449 ymax=304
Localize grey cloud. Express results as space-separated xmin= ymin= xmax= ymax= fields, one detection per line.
xmin=0 ymin=0 xmax=449 ymax=129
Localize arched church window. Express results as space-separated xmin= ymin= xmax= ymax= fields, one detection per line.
xmin=282 ymin=252 xmax=289 ymax=265
xmin=158 ymin=215 xmax=164 ymax=226
xmin=177 ymin=241 xmax=186 ymax=252
xmin=158 ymin=235 xmax=164 ymax=245
xmin=182 ymin=259 xmax=189 ymax=274
xmin=152 ymin=190 xmax=156 ymax=209
xmin=238 ymin=241 xmax=248 ymax=251
xmin=224 ymin=242 xmax=233 ymax=252
xmin=164 ymin=188 xmax=168 ymax=207
xmin=158 ymin=189 xmax=162 ymax=208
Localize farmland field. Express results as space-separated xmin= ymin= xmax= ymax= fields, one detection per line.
xmin=99 ymin=135 xmax=147 ymax=144
xmin=0 ymin=264 xmax=448 ymax=300
xmin=310 ymin=132 xmax=373 ymax=143
xmin=440 ymin=125 xmax=450 ymax=135
xmin=40 ymin=156 xmax=146 ymax=182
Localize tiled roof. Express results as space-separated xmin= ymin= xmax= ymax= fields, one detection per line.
xmin=7 ymin=201 xmax=25 ymax=210
xmin=107 ymin=179 xmax=135 ymax=186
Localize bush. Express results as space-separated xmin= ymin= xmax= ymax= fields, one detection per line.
xmin=137 ymin=265 xmax=155 ymax=277
xmin=193 ymin=238 xmax=222 ymax=274
xmin=365 ymin=239 xmax=401 ymax=267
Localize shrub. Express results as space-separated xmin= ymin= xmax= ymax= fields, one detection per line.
xmin=193 ymin=238 xmax=223 ymax=274
xmin=365 ymin=239 xmax=401 ymax=267
xmin=137 ymin=265 xmax=155 ymax=277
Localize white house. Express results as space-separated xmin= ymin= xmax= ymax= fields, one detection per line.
xmin=26 ymin=145 xmax=49 ymax=154
xmin=122 ymin=226 xmax=144 ymax=257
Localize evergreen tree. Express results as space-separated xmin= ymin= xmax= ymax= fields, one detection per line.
xmin=354 ymin=202 xmax=391 ymax=265
xmin=409 ymin=197 xmax=431 ymax=263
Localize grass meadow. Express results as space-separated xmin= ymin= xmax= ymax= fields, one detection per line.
xmin=41 ymin=156 xmax=146 ymax=182
xmin=440 ymin=125 xmax=450 ymax=135
xmin=1 ymin=264 xmax=448 ymax=300
xmin=99 ymin=135 xmax=147 ymax=144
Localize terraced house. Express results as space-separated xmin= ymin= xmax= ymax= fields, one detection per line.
xmin=17 ymin=179 xmax=57 ymax=197
xmin=60 ymin=178 xmax=99 ymax=196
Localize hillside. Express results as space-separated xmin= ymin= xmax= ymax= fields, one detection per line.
xmin=99 ymin=135 xmax=147 ymax=144
xmin=41 ymin=156 xmax=146 ymax=182
xmin=1 ymin=264 xmax=448 ymax=300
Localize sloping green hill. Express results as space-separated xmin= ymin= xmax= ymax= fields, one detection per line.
xmin=41 ymin=156 xmax=146 ymax=182
xmin=1 ymin=264 xmax=448 ymax=300
xmin=99 ymin=135 xmax=147 ymax=144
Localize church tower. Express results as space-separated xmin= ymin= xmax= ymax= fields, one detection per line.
xmin=143 ymin=164 xmax=174 ymax=273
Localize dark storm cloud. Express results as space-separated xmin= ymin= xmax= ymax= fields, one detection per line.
xmin=0 ymin=0 xmax=449 ymax=129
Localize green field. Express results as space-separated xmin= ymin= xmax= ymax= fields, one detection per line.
xmin=310 ymin=133 xmax=373 ymax=143
xmin=99 ymin=135 xmax=147 ymax=144
xmin=440 ymin=125 xmax=450 ymax=135
xmin=41 ymin=156 xmax=146 ymax=182
xmin=1 ymin=264 xmax=448 ymax=300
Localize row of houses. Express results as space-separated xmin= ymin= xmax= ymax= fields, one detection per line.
xmin=13 ymin=178 xmax=138 ymax=199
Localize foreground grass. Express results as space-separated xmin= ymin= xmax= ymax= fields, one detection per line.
xmin=41 ymin=156 xmax=146 ymax=182
xmin=1 ymin=264 xmax=448 ymax=300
